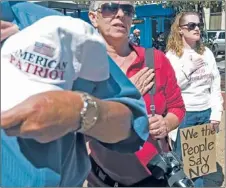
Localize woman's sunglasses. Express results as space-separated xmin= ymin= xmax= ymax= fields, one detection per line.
xmin=97 ymin=3 xmax=135 ymax=17
xmin=180 ymin=22 xmax=204 ymax=31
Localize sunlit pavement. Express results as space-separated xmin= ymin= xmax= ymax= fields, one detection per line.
xmin=208 ymin=53 xmax=225 ymax=187
xmin=204 ymin=110 xmax=225 ymax=187
xmin=209 ymin=53 xmax=225 ymax=187
xmin=216 ymin=55 xmax=225 ymax=92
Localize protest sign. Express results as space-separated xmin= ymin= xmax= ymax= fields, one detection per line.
xmin=180 ymin=124 xmax=217 ymax=179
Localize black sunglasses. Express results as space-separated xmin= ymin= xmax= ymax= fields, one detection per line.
xmin=180 ymin=22 xmax=204 ymax=30
xmin=97 ymin=3 xmax=135 ymax=17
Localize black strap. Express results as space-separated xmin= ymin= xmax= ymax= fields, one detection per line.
xmin=145 ymin=48 xmax=156 ymax=95
xmin=145 ymin=48 xmax=168 ymax=152
xmin=145 ymin=48 xmax=156 ymax=116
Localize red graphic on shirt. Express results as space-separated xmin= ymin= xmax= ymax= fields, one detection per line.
xmin=190 ymin=65 xmax=213 ymax=84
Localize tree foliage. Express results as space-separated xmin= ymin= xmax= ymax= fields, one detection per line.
xmin=72 ymin=1 xmax=225 ymax=12
xmin=135 ymin=1 xmax=225 ymax=12
xmin=166 ymin=1 xmax=224 ymax=12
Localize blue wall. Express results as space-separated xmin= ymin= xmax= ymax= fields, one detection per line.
xmin=135 ymin=4 xmax=175 ymax=18
xmin=132 ymin=4 xmax=175 ymax=48
xmin=80 ymin=11 xmax=90 ymax=23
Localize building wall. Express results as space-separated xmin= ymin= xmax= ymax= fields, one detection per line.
xmin=203 ymin=8 xmax=210 ymax=30
xmin=204 ymin=6 xmax=225 ymax=30
xmin=221 ymin=9 xmax=225 ymax=29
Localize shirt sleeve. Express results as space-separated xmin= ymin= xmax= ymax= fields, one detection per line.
xmin=207 ymin=48 xmax=223 ymax=121
xmin=162 ymin=53 xmax=186 ymax=123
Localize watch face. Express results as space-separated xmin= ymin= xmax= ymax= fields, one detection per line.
xmin=81 ymin=94 xmax=99 ymax=131
xmin=85 ymin=103 xmax=98 ymax=125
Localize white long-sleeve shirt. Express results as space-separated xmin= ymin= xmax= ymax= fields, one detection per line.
xmin=166 ymin=47 xmax=223 ymax=122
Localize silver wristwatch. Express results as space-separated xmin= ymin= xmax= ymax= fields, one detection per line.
xmin=77 ymin=92 xmax=99 ymax=133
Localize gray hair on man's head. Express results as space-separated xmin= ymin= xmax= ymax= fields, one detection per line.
xmin=89 ymin=1 xmax=103 ymax=11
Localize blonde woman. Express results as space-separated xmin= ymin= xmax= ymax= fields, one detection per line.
xmin=166 ymin=12 xmax=223 ymax=187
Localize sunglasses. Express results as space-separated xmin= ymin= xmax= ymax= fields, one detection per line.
xmin=180 ymin=22 xmax=204 ymax=30
xmin=97 ymin=3 xmax=135 ymax=17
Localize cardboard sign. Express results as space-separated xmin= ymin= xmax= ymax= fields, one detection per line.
xmin=180 ymin=124 xmax=217 ymax=179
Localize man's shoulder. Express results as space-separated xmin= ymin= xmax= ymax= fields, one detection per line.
xmin=135 ymin=46 xmax=165 ymax=57
xmin=153 ymin=48 xmax=166 ymax=57
xmin=132 ymin=46 xmax=168 ymax=68
xmin=131 ymin=44 xmax=145 ymax=55
xmin=140 ymin=47 xmax=167 ymax=69
xmin=147 ymin=48 xmax=176 ymax=74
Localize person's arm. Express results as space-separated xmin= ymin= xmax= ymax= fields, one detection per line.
xmin=82 ymin=95 xmax=133 ymax=143
xmin=0 ymin=90 xmax=134 ymax=144
xmin=207 ymin=48 xmax=223 ymax=122
xmin=162 ymin=53 xmax=186 ymax=132
xmin=1 ymin=21 xmax=19 ymax=42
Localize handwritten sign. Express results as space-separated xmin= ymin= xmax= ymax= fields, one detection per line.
xmin=180 ymin=124 xmax=217 ymax=179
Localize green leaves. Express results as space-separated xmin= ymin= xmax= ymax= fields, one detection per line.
xmin=134 ymin=1 xmax=224 ymax=12
xmin=71 ymin=1 xmax=224 ymax=12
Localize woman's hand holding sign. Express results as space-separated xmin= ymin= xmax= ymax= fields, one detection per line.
xmin=210 ymin=120 xmax=220 ymax=133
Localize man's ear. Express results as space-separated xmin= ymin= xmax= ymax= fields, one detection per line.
xmin=88 ymin=11 xmax=98 ymax=28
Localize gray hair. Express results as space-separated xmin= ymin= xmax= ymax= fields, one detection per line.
xmin=89 ymin=1 xmax=104 ymax=11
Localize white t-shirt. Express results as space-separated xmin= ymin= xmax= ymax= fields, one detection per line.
xmin=166 ymin=47 xmax=223 ymax=122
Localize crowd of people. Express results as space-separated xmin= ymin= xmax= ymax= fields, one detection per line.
xmin=1 ymin=1 xmax=223 ymax=187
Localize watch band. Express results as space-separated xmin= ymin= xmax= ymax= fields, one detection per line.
xmin=77 ymin=92 xmax=99 ymax=133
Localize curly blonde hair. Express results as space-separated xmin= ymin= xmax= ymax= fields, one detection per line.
xmin=166 ymin=12 xmax=205 ymax=57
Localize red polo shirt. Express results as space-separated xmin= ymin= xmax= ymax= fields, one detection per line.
xmin=129 ymin=45 xmax=185 ymax=169
xmin=127 ymin=45 xmax=185 ymax=122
